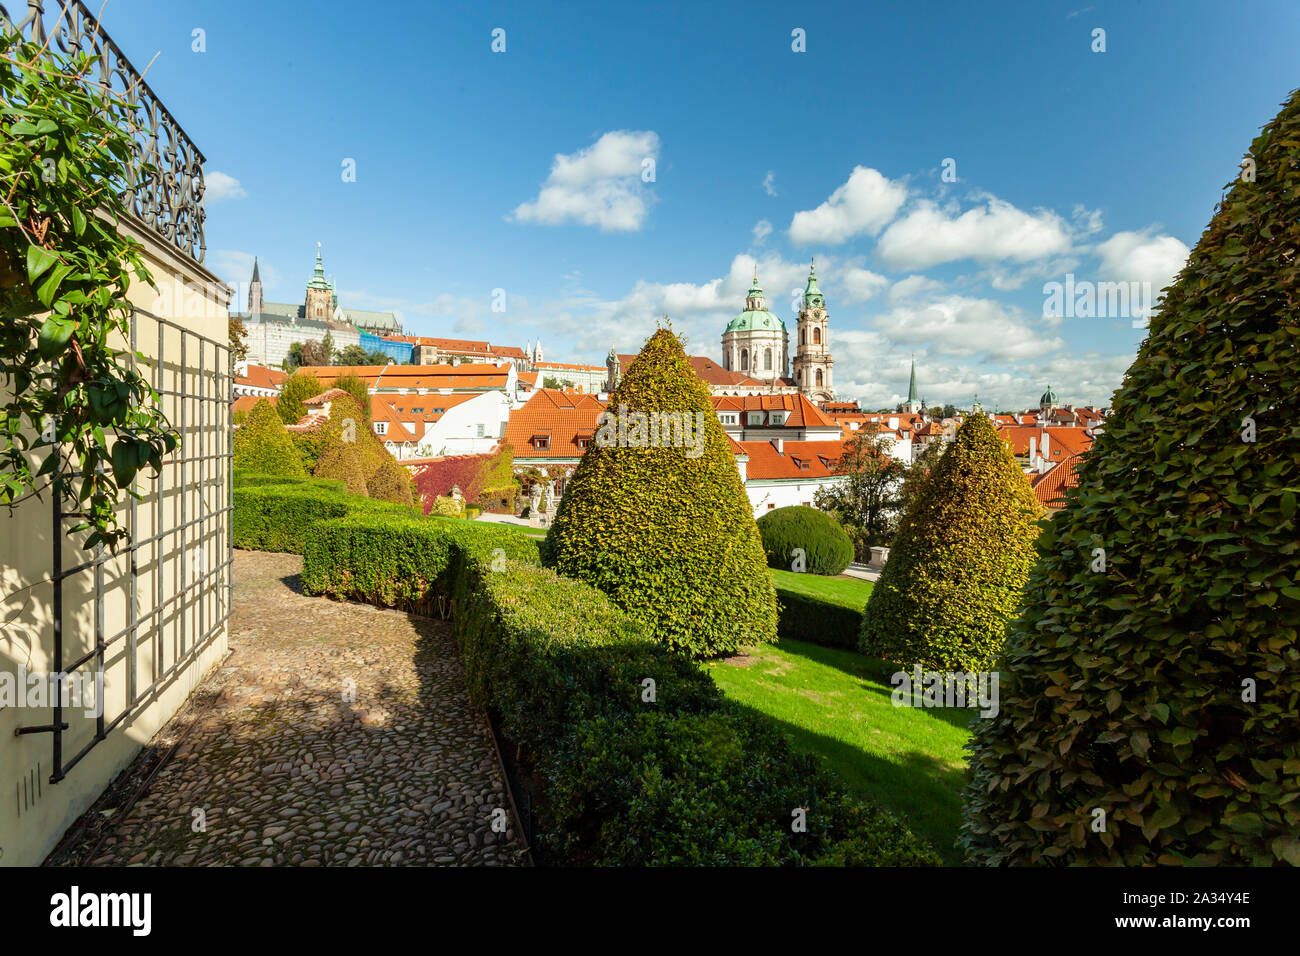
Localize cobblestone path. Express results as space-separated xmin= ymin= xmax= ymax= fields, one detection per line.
xmin=55 ymin=550 xmax=523 ymax=867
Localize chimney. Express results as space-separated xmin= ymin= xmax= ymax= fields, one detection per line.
xmin=888 ymin=416 xmax=899 ymax=430
xmin=1029 ymin=436 xmax=1036 ymax=462
xmin=771 ymin=438 xmax=784 ymax=455
xmin=1041 ymin=431 xmax=1050 ymax=461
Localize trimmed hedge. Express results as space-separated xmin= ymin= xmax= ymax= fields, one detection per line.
xmin=232 ymin=483 xmax=418 ymax=554
xmin=301 ymin=513 xmax=539 ymax=613
xmin=758 ymin=505 xmax=854 ymax=575
xmin=232 ymin=472 xmax=345 ymax=493
xmin=774 ymin=587 xmax=862 ymax=650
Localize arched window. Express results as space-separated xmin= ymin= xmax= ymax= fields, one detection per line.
xmin=796 ymin=369 xmax=801 ymax=384
xmin=815 ymin=369 xmax=824 ymax=387
xmin=800 ymin=329 xmax=805 ymax=345
xmin=741 ymin=349 xmax=749 ymax=371
xmin=723 ymin=352 xmax=730 ymax=371
xmin=813 ymin=328 xmax=821 ymax=345
xmin=764 ymin=348 xmax=772 ymax=370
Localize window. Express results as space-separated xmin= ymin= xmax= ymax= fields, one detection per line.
xmin=769 ymin=411 xmax=787 ymax=426
xmin=813 ymin=328 xmax=821 ymax=345
xmin=476 ymin=424 xmax=485 ymax=437
xmin=577 ymin=437 xmax=590 ymax=449
xmin=764 ymin=348 xmax=772 ymax=371
xmin=741 ymin=350 xmax=749 ymax=371
xmin=815 ymin=369 xmax=823 ymax=387
xmin=374 ymin=421 xmax=388 ymax=435
xmin=747 ymin=411 xmax=764 ymax=426
xmin=533 ymin=436 xmax=550 ymax=450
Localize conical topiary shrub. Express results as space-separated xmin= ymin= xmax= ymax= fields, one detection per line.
xmin=542 ymin=327 xmax=778 ymax=657
xmin=313 ymin=394 xmax=387 ymax=496
xmin=367 ymin=455 xmax=414 ymax=506
xmin=961 ymin=91 xmax=1300 ymax=867
xmin=859 ymin=413 xmax=1041 ymax=672
xmin=233 ymin=398 xmax=305 ymax=477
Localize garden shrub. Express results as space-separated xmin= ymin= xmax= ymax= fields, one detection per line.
xmin=301 ymin=513 xmax=538 ymax=613
xmin=757 ymin=505 xmax=854 ymax=575
xmin=542 ymin=707 xmax=941 ymax=866
xmin=961 ymin=90 xmax=1300 ymax=867
xmin=232 ymin=471 xmax=344 ymax=493
xmin=276 ymin=370 xmax=324 ymax=425
xmin=860 ymin=413 xmax=1041 ymax=672
xmin=543 ymin=328 xmax=778 ymax=657
xmin=232 ymin=399 xmax=305 ymax=477
xmin=232 ymin=482 xmax=417 ymax=553
xmin=773 ymin=587 xmax=863 ymax=650
xmin=367 ymin=455 xmax=414 ymax=506
xmin=312 ymin=394 xmax=388 ymax=494
xmin=428 ymin=495 xmax=465 ymax=518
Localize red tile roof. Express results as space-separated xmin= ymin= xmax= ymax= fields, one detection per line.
xmin=997 ymin=425 xmax=1095 ymax=460
xmin=1031 ymin=454 xmax=1084 ymax=509
xmin=232 ymin=395 xmax=275 ymax=415
xmin=709 ymin=393 xmax=837 ymax=429
xmin=739 ymin=440 xmax=846 ymax=480
xmin=234 ymin=365 xmax=288 ymax=390
xmin=504 ymin=388 xmax=608 ymax=460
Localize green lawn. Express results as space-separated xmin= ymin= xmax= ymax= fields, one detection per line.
xmin=771 ymin=568 xmax=874 ymax=609
xmin=708 ymin=637 xmax=971 ymax=863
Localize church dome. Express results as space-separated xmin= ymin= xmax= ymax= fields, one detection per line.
xmin=725 ymin=270 xmax=787 ymax=334
xmin=1040 ymin=385 xmax=1058 ymax=405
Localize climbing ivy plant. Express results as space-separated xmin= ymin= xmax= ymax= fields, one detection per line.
xmin=0 ymin=27 xmax=177 ymax=551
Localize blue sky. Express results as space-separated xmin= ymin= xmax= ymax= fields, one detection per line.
xmin=105 ymin=0 xmax=1299 ymax=409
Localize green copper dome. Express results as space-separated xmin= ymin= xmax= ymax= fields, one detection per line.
xmin=725 ymin=270 xmax=787 ymax=334
xmin=1040 ymin=385 xmax=1058 ymax=405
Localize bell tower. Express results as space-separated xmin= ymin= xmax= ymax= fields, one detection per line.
xmin=304 ymin=243 xmax=333 ymax=320
xmin=793 ymin=260 xmax=833 ymax=401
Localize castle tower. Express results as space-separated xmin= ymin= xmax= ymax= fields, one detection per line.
xmin=793 ymin=260 xmax=833 ymax=401
xmin=304 ymin=243 xmax=333 ymax=320
xmin=721 ymin=266 xmax=788 ymax=382
xmin=248 ymin=257 xmax=263 ymax=315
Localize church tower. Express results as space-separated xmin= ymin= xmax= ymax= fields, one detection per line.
xmin=793 ymin=260 xmax=833 ymax=402
xmin=248 ymin=257 xmax=263 ymax=315
xmin=721 ymin=266 xmax=788 ymax=382
xmin=304 ymin=243 xmax=333 ymax=320
xmin=901 ymin=356 xmax=923 ymax=414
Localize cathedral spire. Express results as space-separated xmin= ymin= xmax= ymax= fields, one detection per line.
xmin=908 ymin=356 xmax=918 ymax=404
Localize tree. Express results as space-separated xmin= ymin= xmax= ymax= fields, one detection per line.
xmin=939 ymin=403 xmax=957 ymax=419
xmin=366 ymin=455 xmax=414 ymax=506
xmin=277 ymin=371 xmax=324 ymax=425
xmin=542 ymin=326 xmax=778 ymax=657
xmin=335 ymin=344 xmax=388 ymax=366
xmin=757 ymin=505 xmax=854 ymax=575
xmin=299 ymin=339 xmax=330 ymax=367
xmin=233 ymin=399 xmax=305 ymax=477
xmin=813 ymin=429 xmax=906 ymax=557
xmin=229 ymin=316 xmax=248 ymax=362
xmin=543 ymin=375 xmax=575 ymax=389
xmin=962 ymin=90 xmax=1300 ymax=867
xmin=859 ymin=413 xmax=1041 ymax=672
xmin=284 ymin=341 xmax=304 ymax=372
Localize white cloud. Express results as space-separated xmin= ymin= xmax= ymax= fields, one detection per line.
xmin=840 ymin=266 xmax=889 ymax=303
xmin=888 ymin=274 xmax=945 ymax=303
xmin=1095 ymin=230 xmax=1189 ymax=295
xmin=752 ymin=219 xmax=773 ymax=244
xmin=206 ymin=171 xmax=246 ymax=202
xmin=876 ymin=196 xmax=1072 ymax=270
xmin=211 ymin=249 xmax=275 ymax=291
xmin=789 ymin=166 xmax=907 ymax=245
xmin=871 ymin=294 xmax=1066 ymax=362
xmin=512 ymin=130 xmax=660 ymax=232
xmin=763 ymin=171 xmax=777 ymax=196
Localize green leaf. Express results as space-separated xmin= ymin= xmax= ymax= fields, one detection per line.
xmin=109 ymin=440 xmax=137 ymax=488
xmin=26 ymin=244 xmax=59 ymax=283
xmin=36 ymin=315 xmax=76 ymax=360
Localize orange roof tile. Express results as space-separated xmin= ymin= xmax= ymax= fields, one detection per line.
xmin=234 ymin=365 xmax=288 ymax=390
xmin=740 ymin=440 xmax=847 ymax=480
xmin=505 ymin=388 xmax=609 ymax=460
xmin=709 ymin=393 xmax=837 ymax=429
xmin=1032 ymin=454 xmax=1084 ymax=509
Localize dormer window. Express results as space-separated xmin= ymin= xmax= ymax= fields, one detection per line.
xmin=769 ymin=411 xmax=788 ymax=426
xmin=747 ymin=411 xmax=764 ymax=426
xmin=374 ymin=421 xmax=388 ymax=435
xmin=532 ymin=433 xmax=551 ymax=450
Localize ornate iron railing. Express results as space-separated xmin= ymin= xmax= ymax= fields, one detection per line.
xmin=1 ymin=0 xmax=206 ymax=263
